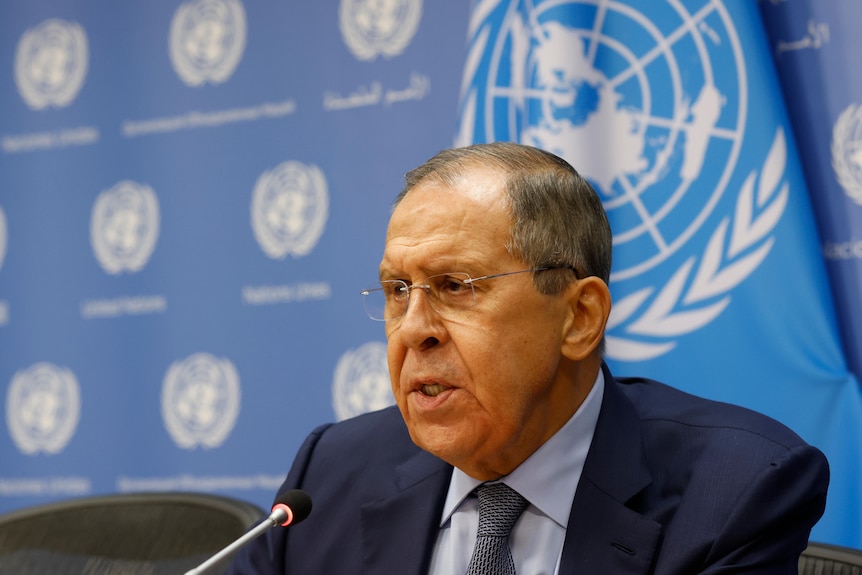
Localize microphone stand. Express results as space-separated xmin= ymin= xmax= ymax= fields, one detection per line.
xmin=183 ymin=507 xmax=287 ymax=575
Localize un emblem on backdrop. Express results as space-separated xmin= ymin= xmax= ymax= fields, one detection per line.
xmin=170 ymin=0 xmax=247 ymax=86
xmin=251 ymin=161 xmax=329 ymax=259
xmin=162 ymin=353 xmax=241 ymax=449
xmin=832 ymin=103 xmax=862 ymax=206
xmin=90 ymin=180 xmax=160 ymax=275
xmin=457 ymin=1 xmax=787 ymax=360
xmin=6 ymin=363 xmax=81 ymax=455
xmin=339 ymin=0 xmax=422 ymax=61
xmin=332 ymin=342 xmax=394 ymax=421
xmin=15 ymin=19 xmax=88 ymax=110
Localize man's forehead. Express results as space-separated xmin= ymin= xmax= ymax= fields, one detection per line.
xmin=388 ymin=185 xmax=508 ymax=239
xmin=397 ymin=167 xmax=507 ymax=213
xmin=382 ymin=170 xmax=514 ymax=272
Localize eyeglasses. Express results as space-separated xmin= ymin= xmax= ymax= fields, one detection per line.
xmin=360 ymin=267 xmax=577 ymax=322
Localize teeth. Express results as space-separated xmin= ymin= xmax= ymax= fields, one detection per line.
xmin=421 ymin=384 xmax=447 ymax=397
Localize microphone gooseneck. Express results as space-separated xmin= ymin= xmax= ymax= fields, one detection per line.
xmin=183 ymin=489 xmax=313 ymax=575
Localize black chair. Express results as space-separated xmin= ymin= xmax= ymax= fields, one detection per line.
xmin=800 ymin=542 xmax=862 ymax=575
xmin=0 ymin=491 xmax=266 ymax=575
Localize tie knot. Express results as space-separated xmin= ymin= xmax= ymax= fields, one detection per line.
xmin=475 ymin=483 xmax=528 ymax=537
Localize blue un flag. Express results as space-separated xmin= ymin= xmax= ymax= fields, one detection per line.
xmin=455 ymin=0 xmax=862 ymax=547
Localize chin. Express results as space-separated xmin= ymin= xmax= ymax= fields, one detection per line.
xmin=413 ymin=430 xmax=478 ymax=469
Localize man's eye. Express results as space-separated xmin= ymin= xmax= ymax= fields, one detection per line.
xmin=438 ymin=276 xmax=469 ymax=294
xmin=384 ymin=282 xmax=408 ymax=298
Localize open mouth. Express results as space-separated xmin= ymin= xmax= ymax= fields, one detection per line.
xmin=420 ymin=383 xmax=448 ymax=397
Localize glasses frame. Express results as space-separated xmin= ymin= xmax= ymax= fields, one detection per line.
xmin=360 ymin=266 xmax=578 ymax=322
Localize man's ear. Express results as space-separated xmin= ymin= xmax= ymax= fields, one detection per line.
xmin=561 ymin=276 xmax=612 ymax=361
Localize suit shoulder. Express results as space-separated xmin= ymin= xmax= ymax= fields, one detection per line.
xmin=300 ymin=406 xmax=420 ymax=469
xmin=614 ymin=376 xmax=809 ymax=449
xmin=315 ymin=405 xmax=409 ymax=442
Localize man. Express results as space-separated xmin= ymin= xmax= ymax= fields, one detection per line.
xmin=227 ymin=142 xmax=829 ymax=574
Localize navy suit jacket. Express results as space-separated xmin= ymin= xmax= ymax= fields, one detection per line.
xmin=227 ymin=367 xmax=829 ymax=574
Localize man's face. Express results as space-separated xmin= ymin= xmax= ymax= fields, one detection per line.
xmin=380 ymin=167 xmax=579 ymax=480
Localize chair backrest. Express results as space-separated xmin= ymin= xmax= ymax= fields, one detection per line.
xmin=0 ymin=491 xmax=266 ymax=574
xmin=800 ymin=542 xmax=862 ymax=575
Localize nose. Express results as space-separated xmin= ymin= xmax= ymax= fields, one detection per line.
xmin=392 ymin=285 xmax=445 ymax=351
xmin=406 ymin=283 xmax=431 ymax=300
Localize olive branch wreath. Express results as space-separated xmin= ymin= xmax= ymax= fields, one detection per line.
xmin=606 ymin=129 xmax=789 ymax=361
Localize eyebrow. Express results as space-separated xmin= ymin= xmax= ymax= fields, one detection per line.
xmin=380 ymin=265 xmax=491 ymax=283
xmin=377 ymin=264 xmax=401 ymax=281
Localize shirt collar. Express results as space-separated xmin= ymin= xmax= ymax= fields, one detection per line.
xmin=439 ymin=369 xmax=605 ymax=527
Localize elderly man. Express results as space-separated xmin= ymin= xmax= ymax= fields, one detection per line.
xmin=227 ymin=142 xmax=828 ymax=574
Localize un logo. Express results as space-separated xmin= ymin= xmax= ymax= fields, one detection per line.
xmin=457 ymin=1 xmax=787 ymax=360
xmin=339 ymin=0 xmax=422 ymax=61
xmin=170 ymin=0 xmax=247 ymax=86
xmin=251 ymin=161 xmax=329 ymax=259
xmin=91 ymin=180 xmax=160 ymax=275
xmin=15 ymin=19 xmax=88 ymax=110
xmin=6 ymin=363 xmax=81 ymax=455
xmin=832 ymin=103 xmax=862 ymax=207
xmin=162 ymin=353 xmax=241 ymax=450
xmin=332 ymin=342 xmax=394 ymax=421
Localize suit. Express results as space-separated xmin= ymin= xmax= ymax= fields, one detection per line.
xmin=227 ymin=366 xmax=829 ymax=574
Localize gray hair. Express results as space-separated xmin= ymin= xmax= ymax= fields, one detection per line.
xmin=396 ymin=142 xmax=612 ymax=294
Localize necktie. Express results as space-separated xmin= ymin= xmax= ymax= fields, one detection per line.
xmin=466 ymin=482 xmax=529 ymax=575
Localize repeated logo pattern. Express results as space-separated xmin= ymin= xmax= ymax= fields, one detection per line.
xmin=90 ymin=181 xmax=160 ymax=275
xmin=169 ymin=0 xmax=247 ymax=86
xmin=15 ymin=19 xmax=88 ymax=110
xmin=332 ymin=342 xmax=394 ymax=421
xmin=162 ymin=353 xmax=241 ymax=450
xmin=251 ymin=161 xmax=330 ymax=259
xmin=6 ymin=363 xmax=81 ymax=455
xmin=832 ymin=103 xmax=862 ymax=207
xmin=339 ymin=0 xmax=422 ymax=60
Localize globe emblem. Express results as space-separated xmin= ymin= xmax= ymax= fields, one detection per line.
xmin=90 ymin=180 xmax=160 ymax=274
xmin=15 ymin=19 xmax=89 ymax=110
xmin=251 ymin=161 xmax=329 ymax=259
xmin=162 ymin=353 xmax=241 ymax=449
xmin=332 ymin=342 xmax=394 ymax=421
xmin=832 ymin=104 xmax=862 ymax=207
xmin=170 ymin=0 xmax=247 ymax=86
xmin=6 ymin=362 xmax=81 ymax=455
xmin=458 ymin=1 xmax=746 ymax=280
xmin=339 ymin=0 xmax=423 ymax=61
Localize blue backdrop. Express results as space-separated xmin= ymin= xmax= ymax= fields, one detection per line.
xmin=1 ymin=0 xmax=860 ymax=550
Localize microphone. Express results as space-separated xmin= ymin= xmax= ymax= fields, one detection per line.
xmin=183 ymin=489 xmax=312 ymax=575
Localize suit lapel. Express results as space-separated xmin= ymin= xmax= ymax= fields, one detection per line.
xmin=360 ymin=447 xmax=452 ymax=575
xmin=559 ymin=366 xmax=662 ymax=574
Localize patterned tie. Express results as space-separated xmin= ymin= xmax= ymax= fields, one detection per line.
xmin=466 ymin=483 xmax=529 ymax=575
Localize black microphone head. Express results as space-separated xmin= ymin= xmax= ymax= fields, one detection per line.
xmin=274 ymin=489 xmax=312 ymax=526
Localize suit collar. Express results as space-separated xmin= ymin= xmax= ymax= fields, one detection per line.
xmin=558 ymin=364 xmax=662 ymax=574
xmin=360 ymin=445 xmax=452 ymax=575
xmin=582 ymin=364 xmax=653 ymax=501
